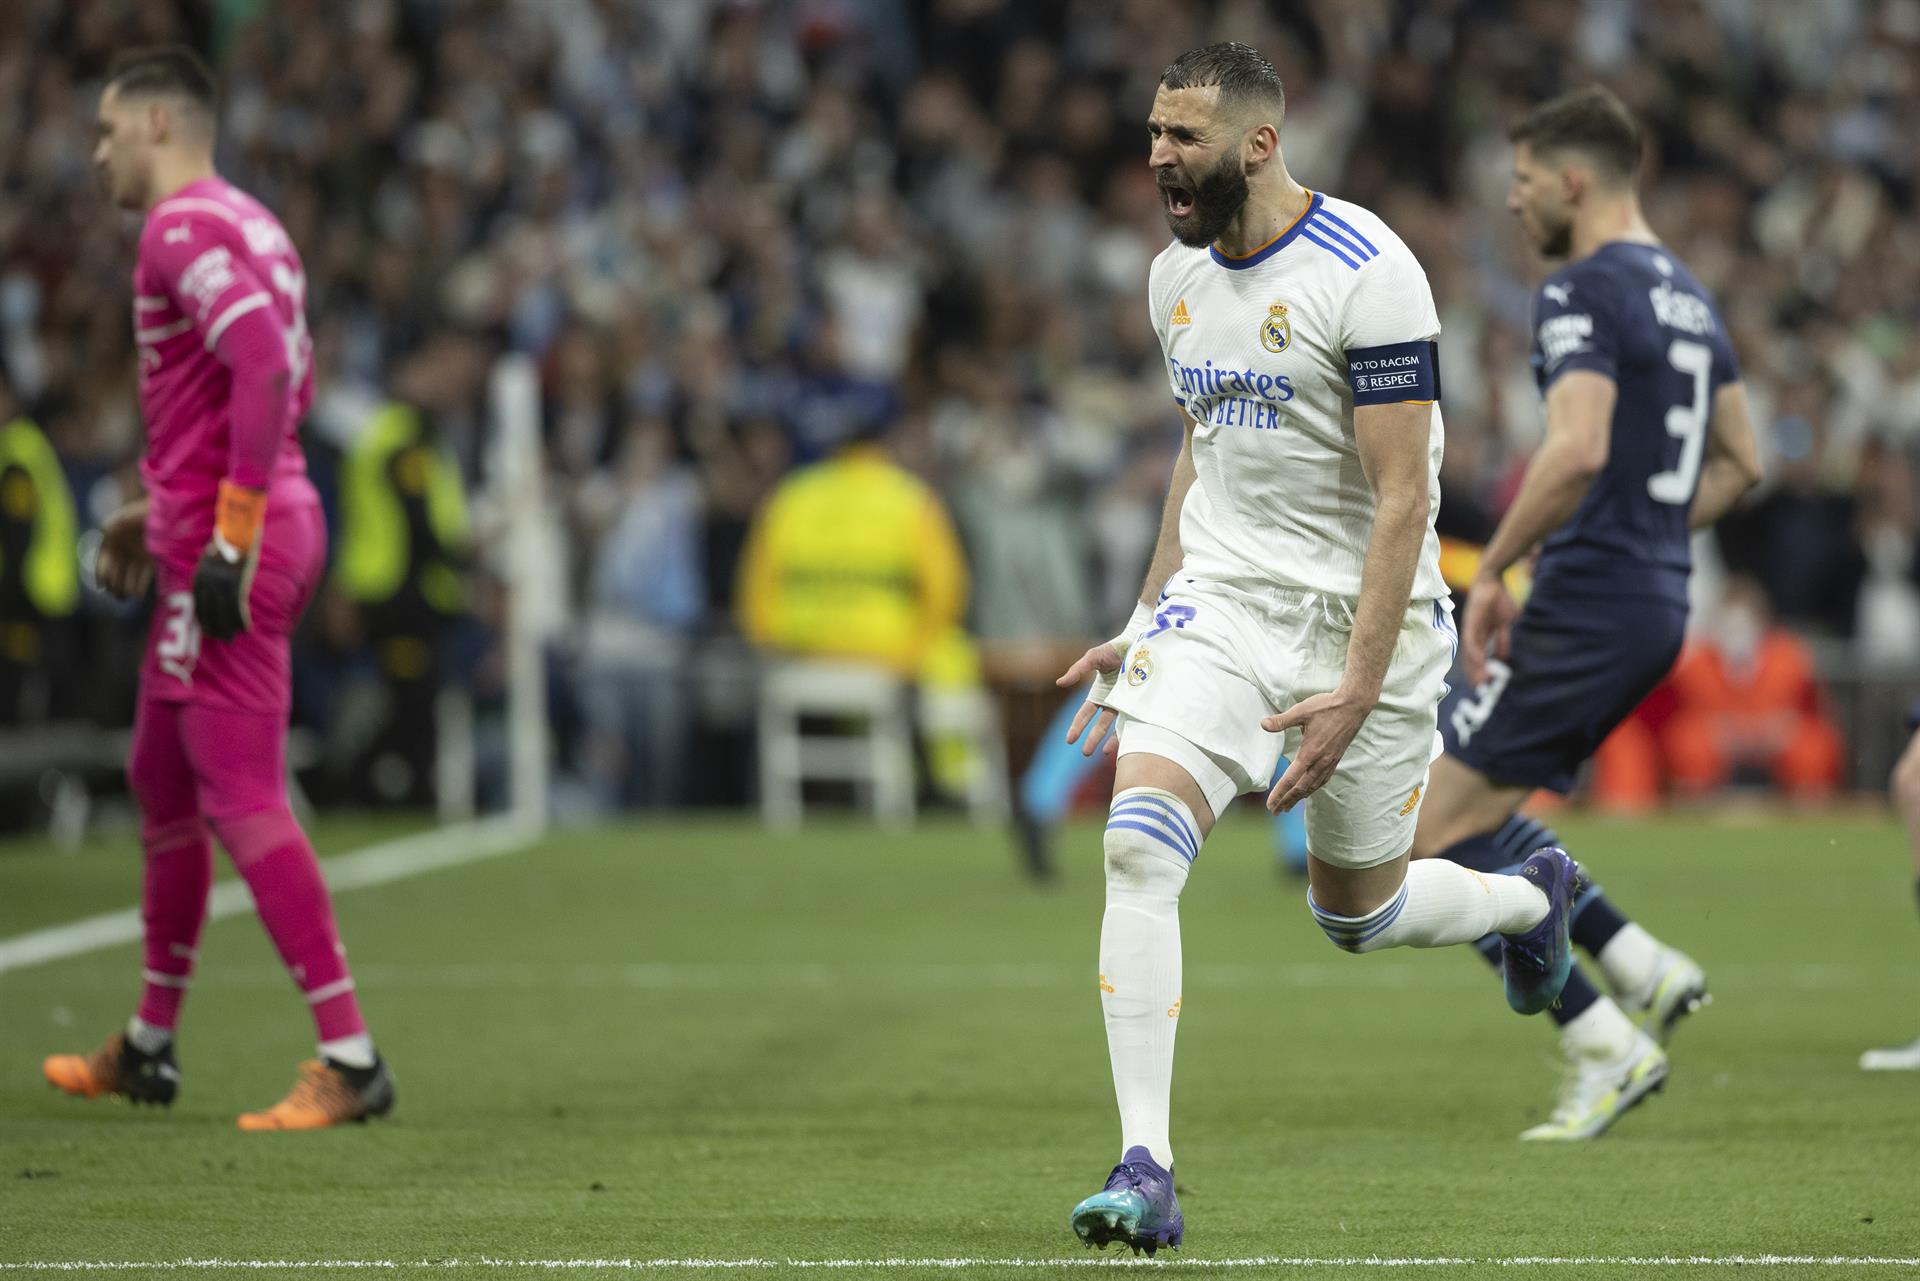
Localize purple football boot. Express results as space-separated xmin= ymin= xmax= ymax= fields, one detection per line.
xmin=1501 ymin=846 xmax=1580 ymax=1015
xmin=1069 ymin=1145 xmax=1183 ymax=1255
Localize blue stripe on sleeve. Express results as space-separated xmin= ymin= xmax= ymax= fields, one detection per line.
xmin=1301 ymin=227 xmax=1363 ymax=270
xmin=1313 ymin=207 xmax=1379 ymax=256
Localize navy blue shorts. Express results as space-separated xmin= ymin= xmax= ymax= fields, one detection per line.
xmin=1440 ymin=589 xmax=1687 ymax=794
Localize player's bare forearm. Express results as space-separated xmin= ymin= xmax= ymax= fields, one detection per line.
xmin=1343 ymin=486 xmax=1426 ymax=701
xmin=1477 ymin=370 xmax=1615 ymax=578
xmin=1689 ymin=382 xmax=1761 ymax=530
xmin=1344 ymin=400 xmax=1432 ymax=701
xmin=1689 ymin=456 xmax=1754 ymax=529
xmin=1137 ymin=412 xmax=1197 ymax=606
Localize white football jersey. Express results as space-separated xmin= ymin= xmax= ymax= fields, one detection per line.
xmin=1148 ymin=191 xmax=1447 ymax=602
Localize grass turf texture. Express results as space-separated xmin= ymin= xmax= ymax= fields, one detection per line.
xmin=1 ymin=812 xmax=1916 ymax=1280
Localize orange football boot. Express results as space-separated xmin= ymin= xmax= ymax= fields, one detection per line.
xmin=237 ymin=1057 xmax=395 ymax=1131
xmin=44 ymin=1032 xmax=179 ymax=1106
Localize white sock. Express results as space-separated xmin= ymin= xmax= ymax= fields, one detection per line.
xmin=126 ymin=1017 xmax=172 ymax=1054
xmin=319 ymin=1033 xmax=376 ymax=1069
xmin=1559 ymin=994 xmax=1641 ymax=1060
xmin=1596 ymin=923 xmax=1661 ymax=999
xmin=1100 ymin=787 xmax=1201 ymax=1170
xmin=1311 ymin=858 xmax=1547 ymax=953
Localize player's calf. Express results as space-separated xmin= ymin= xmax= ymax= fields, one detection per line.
xmin=1306 ymin=855 xmax=1552 ymax=956
xmin=1098 ymin=788 xmax=1200 ymax=1174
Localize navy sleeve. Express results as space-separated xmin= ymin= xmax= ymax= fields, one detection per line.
xmin=1530 ymin=269 xmax=1621 ymax=388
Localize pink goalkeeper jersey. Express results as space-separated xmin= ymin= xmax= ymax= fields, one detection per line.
xmin=133 ymin=176 xmax=314 ymax=569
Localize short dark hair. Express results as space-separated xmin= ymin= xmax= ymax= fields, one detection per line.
xmin=1509 ymin=86 xmax=1641 ymax=182
xmin=106 ymin=46 xmax=219 ymax=117
xmin=1160 ymin=42 xmax=1285 ymax=124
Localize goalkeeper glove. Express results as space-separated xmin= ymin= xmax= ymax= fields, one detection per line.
xmin=192 ymin=481 xmax=266 ymax=641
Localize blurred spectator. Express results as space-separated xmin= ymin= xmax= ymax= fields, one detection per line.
xmin=1715 ymin=391 xmax=1865 ymax=636
xmin=1662 ymin=578 xmax=1846 ymax=802
xmin=575 ymin=416 xmax=704 ymax=810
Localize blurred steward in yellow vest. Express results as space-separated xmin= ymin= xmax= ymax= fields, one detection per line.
xmin=736 ymin=437 xmax=984 ymax=796
xmin=332 ymin=342 xmax=471 ymax=804
xmin=0 ymin=404 xmax=79 ymax=725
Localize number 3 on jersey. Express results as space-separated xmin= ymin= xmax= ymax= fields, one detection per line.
xmin=156 ymin=591 xmax=201 ymax=685
xmin=1647 ymin=338 xmax=1711 ymax=505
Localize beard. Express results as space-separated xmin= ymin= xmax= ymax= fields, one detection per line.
xmin=1532 ymin=210 xmax=1573 ymax=258
xmin=1159 ymin=152 xmax=1250 ymax=248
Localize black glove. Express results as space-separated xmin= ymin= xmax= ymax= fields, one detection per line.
xmin=192 ymin=542 xmax=255 ymax=640
xmin=192 ymin=481 xmax=265 ymax=641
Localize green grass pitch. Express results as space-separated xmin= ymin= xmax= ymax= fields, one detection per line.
xmin=1 ymin=810 xmax=1916 ymax=1279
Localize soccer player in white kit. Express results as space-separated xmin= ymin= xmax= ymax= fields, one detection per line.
xmin=1061 ymin=44 xmax=1580 ymax=1254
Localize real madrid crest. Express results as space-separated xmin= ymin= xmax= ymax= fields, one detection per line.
xmin=1260 ymin=302 xmax=1291 ymax=354
xmin=1126 ymin=644 xmax=1154 ymax=687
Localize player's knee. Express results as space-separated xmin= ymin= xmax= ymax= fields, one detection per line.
xmin=1104 ymin=789 xmax=1200 ymax=895
xmin=1103 ymin=828 xmax=1188 ymax=895
xmin=208 ymin=804 xmax=304 ymax=870
xmin=141 ymin=813 xmax=208 ymax=857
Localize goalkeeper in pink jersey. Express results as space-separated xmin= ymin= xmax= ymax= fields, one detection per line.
xmin=42 ymin=47 xmax=393 ymax=1130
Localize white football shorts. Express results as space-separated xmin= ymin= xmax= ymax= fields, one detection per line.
xmin=1103 ymin=574 xmax=1455 ymax=869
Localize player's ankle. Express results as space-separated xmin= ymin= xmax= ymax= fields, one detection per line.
xmin=126 ymin=1017 xmax=174 ymax=1055
xmin=319 ymin=1032 xmax=376 ymax=1071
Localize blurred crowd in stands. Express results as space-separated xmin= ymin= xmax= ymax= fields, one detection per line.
xmin=3 ymin=0 xmax=1919 ymax=818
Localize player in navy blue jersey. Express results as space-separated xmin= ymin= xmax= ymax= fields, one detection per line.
xmin=1410 ymin=87 xmax=1761 ymax=1139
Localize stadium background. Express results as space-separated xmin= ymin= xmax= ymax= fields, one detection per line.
xmin=4 ymin=2 xmax=1920 ymax=1276
xmin=4 ymin=0 xmax=1920 ymax=827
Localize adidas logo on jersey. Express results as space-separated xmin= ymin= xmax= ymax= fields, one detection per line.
xmin=1170 ymin=298 xmax=1192 ymax=326
xmin=1398 ymin=784 xmax=1422 ymax=817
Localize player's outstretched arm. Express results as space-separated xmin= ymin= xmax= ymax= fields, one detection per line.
xmin=1461 ymin=368 xmax=1615 ymax=684
xmin=1263 ymin=400 xmax=1429 ymax=812
xmin=1688 ymin=381 xmax=1761 ymax=530
xmin=1056 ymin=408 xmax=1197 ymax=758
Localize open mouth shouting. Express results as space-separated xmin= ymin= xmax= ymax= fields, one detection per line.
xmin=1156 ymin=155 xmax=1249 ymax=248
xmin=1160 ymin=174 xmax=1196 ymax=220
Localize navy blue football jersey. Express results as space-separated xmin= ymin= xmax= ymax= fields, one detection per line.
xmin=1527 ymin=241 xmax=1740 ymax=601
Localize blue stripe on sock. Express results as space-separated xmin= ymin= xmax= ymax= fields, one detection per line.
xmin=1105 ymin=819 xmax=1197 ymax=864
xmin=1353 ymin=897 xmax=1408 ymax=944
xmin=1309 ymin=885 xmax=1407 ymax=938
xmin=1110 ymin=797 xmax=1199 ymax=859
xmin=1113 ymin=793 xmax=1192 ymax=830
xmin=1310 ymin=886 xmax=1408 ymax=950
xmin=1108 ymin=814 xmax=1198 ymax=863
xmin=1109 ymin=803 xmax=1196 ymax=841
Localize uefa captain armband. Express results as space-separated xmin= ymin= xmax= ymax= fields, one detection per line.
xmin=1346 ymin=340 xmax=1441 ymax=406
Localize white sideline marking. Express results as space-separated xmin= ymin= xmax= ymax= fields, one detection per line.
xmin=0 ymin=816 xmax=541 ymax=977
xmin=1 ymin=1257 xmax=1918 ymax=1271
